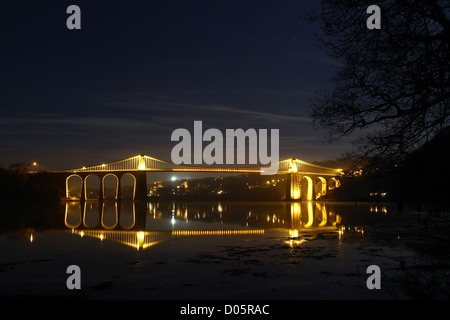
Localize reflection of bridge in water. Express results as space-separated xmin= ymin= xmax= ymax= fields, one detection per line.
xmin=57 ymin=154 xmax=343 ymax=202
xmin=64 ymin=201 xmax=342 ymax=250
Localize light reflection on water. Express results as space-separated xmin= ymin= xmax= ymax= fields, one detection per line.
xmin=1 ymin=200 xmax=407 ymax=299
xmin=6 ymin=200 xmax=396 ymax=253
xmin=62 ymin=201 xmax=348 ymax=250
xmin=65 ymin=201 xmax=343 ymax=230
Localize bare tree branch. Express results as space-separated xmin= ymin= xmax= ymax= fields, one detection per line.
xmin=307 ymin=0 xmax=449 ymax=160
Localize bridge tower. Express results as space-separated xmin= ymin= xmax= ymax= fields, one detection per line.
xmin=286 ymin=158 xmax=329 ymax=201
xmin=288 ymin=159 xmax=301 ymax=200
xmin=134 ymin=155 xmax=148 ymax=201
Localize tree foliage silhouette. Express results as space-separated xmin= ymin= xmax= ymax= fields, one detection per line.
xmin=307 ymin=0 xmax=449 ymax=161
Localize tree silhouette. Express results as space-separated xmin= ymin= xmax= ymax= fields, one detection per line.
xmin=307 ymin=0 xmax=449 ymax=161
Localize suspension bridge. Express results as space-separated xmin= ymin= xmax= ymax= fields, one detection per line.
xmin=57 ymin=154 xmax=343 ymax=201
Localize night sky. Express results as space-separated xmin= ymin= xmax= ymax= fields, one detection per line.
xmin=1 ymin=1 xmax=352 ymax=171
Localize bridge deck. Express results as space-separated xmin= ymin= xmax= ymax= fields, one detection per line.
xmin=53 ymin=154 xmax=342 ymax=176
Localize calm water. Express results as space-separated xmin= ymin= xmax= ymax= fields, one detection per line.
xmin=0 ymin=200 xmax=445 ymax=299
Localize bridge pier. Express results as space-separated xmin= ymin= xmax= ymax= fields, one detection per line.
xmin=287 ymin=173 xmax=301 ymax=200
xmin=287 ymin=173 xmax=332 ymax=201
xmin=98 ymin=175 xmax=104 ymax=201
xmin=133 ymin=171 xmax=147 ymax=202
xmin=117 ymin=177 xmax=122 ymax=200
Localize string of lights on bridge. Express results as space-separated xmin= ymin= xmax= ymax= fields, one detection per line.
xmin=55 ymin=154 xmax=343 ymax=176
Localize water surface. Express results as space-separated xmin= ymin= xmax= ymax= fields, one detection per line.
xmin=0 ymin=200 xmax=446 ymax=299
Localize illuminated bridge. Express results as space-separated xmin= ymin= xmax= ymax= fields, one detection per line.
xmin=57 ymin=154 xmax=343 ymax=201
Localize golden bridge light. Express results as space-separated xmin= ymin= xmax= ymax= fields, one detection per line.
xmin=138 ymin=155 xmax=146 ymax=170
xmin=289 ymin=229 xmax=299 ymax=238
xmin=137 ymin=231 xmax=145 ymax=250
xmin=172 ymin=229 xmax=264 ymax=236
xmin=338 ymin=226 xmax=344 ymax=239
xmin=289 ymin=159 xmax=298 ymax=173
xmin=69 ymin=230 xmax=172 ymax=250
xmin=58 ymin=154 xmax=342 ymax=175
xmin=286 ymin=229 xmax=307 ymax=246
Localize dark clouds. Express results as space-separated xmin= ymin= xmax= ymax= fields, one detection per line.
xmin=0 ymin=1 xmax=351 ymax=170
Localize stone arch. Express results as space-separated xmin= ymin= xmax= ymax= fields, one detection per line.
xmin=314 ymin=176 xmax=327 ymax=199
xmin=66 ymin=174 xmax=82 ymax=200
xmin=85 ymin=174 xmax=101 ymax=200
xmin=120 ymin=173 xmax=136 ymax=200
xmin=328 ymin=177 xmax=341 ymax=190
xmin=103 ymin=173 xmax=119 ymax=200
xmin=300 ymin=176 xmax=313 ymax=201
